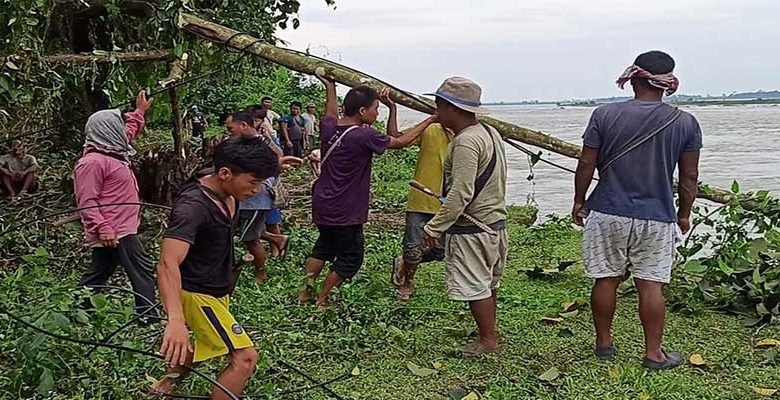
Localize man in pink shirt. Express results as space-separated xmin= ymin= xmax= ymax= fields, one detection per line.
xmin=74 ymin=90 xmax=157 ymax=321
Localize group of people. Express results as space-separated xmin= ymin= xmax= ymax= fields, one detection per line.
xmin=23 ymin=48 xmax=699 ymax=399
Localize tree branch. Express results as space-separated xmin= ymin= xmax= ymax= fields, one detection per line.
xmin=39 ymin=49 xmax=173 ymax=63
xmin=178 ymin=13 xmax=749 ymax=208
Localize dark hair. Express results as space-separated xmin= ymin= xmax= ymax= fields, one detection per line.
xmin=635 ymin=51 xmax=675 ymax=75
xmin=343 ymin=85 xmax=378 ymax=117
xmin=290 ymin=101 xmax=302 ymax=109
xmin=213 ymin=136 xmax=279 ymax=179
xmin=245 ymin=105 xmax=267 ymax=121
xmin=230 ymin=110 xmax=255 ymax=126
xmin=261 ymin=96 xmax=273 ymax=103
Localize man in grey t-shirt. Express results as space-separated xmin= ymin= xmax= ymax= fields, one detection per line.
xmin=572 ymin=51 xmax=702 ymax=370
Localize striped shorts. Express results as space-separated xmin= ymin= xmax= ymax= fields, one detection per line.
xmin=583 ymin=211 xmax=682 ymax=284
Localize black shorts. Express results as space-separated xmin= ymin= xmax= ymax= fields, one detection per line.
xmin=237 ymin=210 xmax=268 ymax=242
xmin=311 ymin=224 xmax=364 ymax=279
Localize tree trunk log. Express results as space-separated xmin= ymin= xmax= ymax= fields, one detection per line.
xmin=178 ymin=13 xmax=747 ymax=208
xmin=170 ymin=87 xmax=184 ymax=158
xmin=40 ymin=49 xmax=173 ymax=63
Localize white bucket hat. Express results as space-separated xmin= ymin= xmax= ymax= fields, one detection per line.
xmin=425 ymin=76 xmax=490 ymax=115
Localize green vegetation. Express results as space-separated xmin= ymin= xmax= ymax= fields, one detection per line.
xmin=2 ymin=150 xmax=779 ymax=400
xmin=2 ymin=2 xmax=780 ymax=399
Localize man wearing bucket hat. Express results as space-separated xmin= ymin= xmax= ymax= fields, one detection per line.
xmin=421 ymin=77 xmax=508 ymax=356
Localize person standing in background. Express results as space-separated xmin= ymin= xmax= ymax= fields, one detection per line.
xmin=302 ymin=103 xmax=319 ymax=151
xmin=281 ymin=101 xmax=306 ymax=158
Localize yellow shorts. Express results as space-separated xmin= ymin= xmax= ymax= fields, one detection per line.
xmin=181 ymin=291 xmax=254 ymax=363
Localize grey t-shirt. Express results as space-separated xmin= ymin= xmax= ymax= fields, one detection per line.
xmin=583 ymin=100 xmax=703 ymax=223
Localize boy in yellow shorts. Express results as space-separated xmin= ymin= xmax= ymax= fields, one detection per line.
xmin=151 ymin=136 xmax=299 ymax=399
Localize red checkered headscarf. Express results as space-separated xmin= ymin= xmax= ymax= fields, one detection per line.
xmin=616 ymin=65 xmax=679 ymax=96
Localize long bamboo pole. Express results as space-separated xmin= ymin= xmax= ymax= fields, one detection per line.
xmin=178 ymin=13 xmax=747 ymax=207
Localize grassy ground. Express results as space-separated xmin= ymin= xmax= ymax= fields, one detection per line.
xmin=1 ymin=150 xmax=779 ymax=399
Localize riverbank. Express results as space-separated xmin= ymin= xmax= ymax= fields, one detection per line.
xmin=0 ymin=148 xmax=778 ymax=399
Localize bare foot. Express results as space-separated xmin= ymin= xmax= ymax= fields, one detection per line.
xmin=255 ymin=269 xmax=269 ymax=284
xmin=315 ymin=298 xmax=329 ymax=309
xmin=459 ymin=340 xmax=500 ymax=357
xmin=396 ymin=280 xmax=415 ymax=301
xmin=275 ymin=235 xmax=290 ymax=259
xmin=297 ymin=287 xmax=313 ymax=303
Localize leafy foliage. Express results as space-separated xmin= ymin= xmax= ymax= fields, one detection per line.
xmin=672 ymin=183 xmax=780 ymax=322
xmin=1 ymin=0 xmax=335 ymax=144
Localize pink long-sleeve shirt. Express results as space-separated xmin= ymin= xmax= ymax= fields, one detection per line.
xmin=74 ymin=109 xmax=145 ymax=246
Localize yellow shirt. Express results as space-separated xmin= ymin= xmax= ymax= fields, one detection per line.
xmin=406 ymin=123 xmax=452 ymax=214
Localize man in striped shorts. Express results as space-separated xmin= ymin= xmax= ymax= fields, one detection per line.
xmin=572 ymin=50 xmax=702 ymax=370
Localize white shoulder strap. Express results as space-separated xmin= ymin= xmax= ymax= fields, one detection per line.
xmin=321 ymin=125 xmax=360 ymax=166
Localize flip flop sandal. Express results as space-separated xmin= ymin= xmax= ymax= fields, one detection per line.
xmin=459 ymin=342 xmax=501 ymax=357
xmin=595 ymin=345 xmax=618 ymax=361
xmin=642 ymin=350 xmax=683 ymax=370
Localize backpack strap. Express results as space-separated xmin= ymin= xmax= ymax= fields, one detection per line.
xmin=464 ymin=123 xmax=499 ymax=210
xmin=321 ymin=125 xmax=360 ymax=166
xmin=600 ymin=107 xmax=683 ymax=173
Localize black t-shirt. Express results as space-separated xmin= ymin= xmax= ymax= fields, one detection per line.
xmin=164 ymin=182 xmax=240 ymax=297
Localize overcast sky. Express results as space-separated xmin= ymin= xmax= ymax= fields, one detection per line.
xmin=278 ymin=0 xmax=780 ymax=102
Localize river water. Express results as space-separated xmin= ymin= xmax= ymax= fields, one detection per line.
xmin=396 ymin=104 xmax=780 ymax=217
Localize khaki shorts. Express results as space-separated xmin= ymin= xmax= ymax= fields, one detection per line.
xmin=444 ymin=229 xmax=508 ymax=301
xmin=583 ymin=211 xmax=682 ymax=284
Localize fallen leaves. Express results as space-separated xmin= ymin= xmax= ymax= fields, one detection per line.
xmin=407 ymin=362 xmax=438 ymax=377
xmin=752 ymin=387 xmax=778 ymax=397
xmin=559 ymin=310 xmax=579 ymax=319
xmin=447 ymin=388 xmax=480 ymax=400
xmin=689 ymin=354 xmax=707 ymax=368
xmin=538 ymin=366 xmax=560 ymax=382
xmin=561 ymin=298 xmax=587 ymax=313
xmin=756 ymin=338 xmax=780 ymax=348
xmin=540 ymin=316 xmax=564 ymax=325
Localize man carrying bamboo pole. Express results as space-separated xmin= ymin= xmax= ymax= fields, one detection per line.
xmin=297 ymin=73 xmax=436 ymax=307
xmin=572 ymin=50 xmax=701 ymax=370
xmin=421 ymin=77 xmax=508 ymax=356
xmin=391 ymin=122 xmax=452 ymax=301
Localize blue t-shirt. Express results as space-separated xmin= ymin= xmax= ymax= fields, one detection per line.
xmin=240 ymin=177 xmax=275 ymax=211
xmin=281 ymin=115 xmax=308 ymax=141
xmin=583 ymin=100 xmax=703 ymax=223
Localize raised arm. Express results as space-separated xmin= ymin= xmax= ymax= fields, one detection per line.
xmin=125 ymin=90 xmax=154 ymax=142
xmin=157 ymin=238 xmax=192 ymax=367
xmin=677 ymin=151 xmax=700 ymax=234
xmin=387 ymin=115 xmax=437 ymax=149
xmin=315 ymin=73 xmax=338 ymax=119
xmin=379 ymin=88 xmax=400 ymax=138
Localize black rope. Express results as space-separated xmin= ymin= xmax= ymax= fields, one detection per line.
xmin=2 ymin=311 xmax=240 ymax=400
xmin=84 ymin=301 xmax=161 ymax=357
xmin=503 ymin=137 xmax=597 ymax=180
xmin=1 ymin=201 xmax=351 ymax=399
